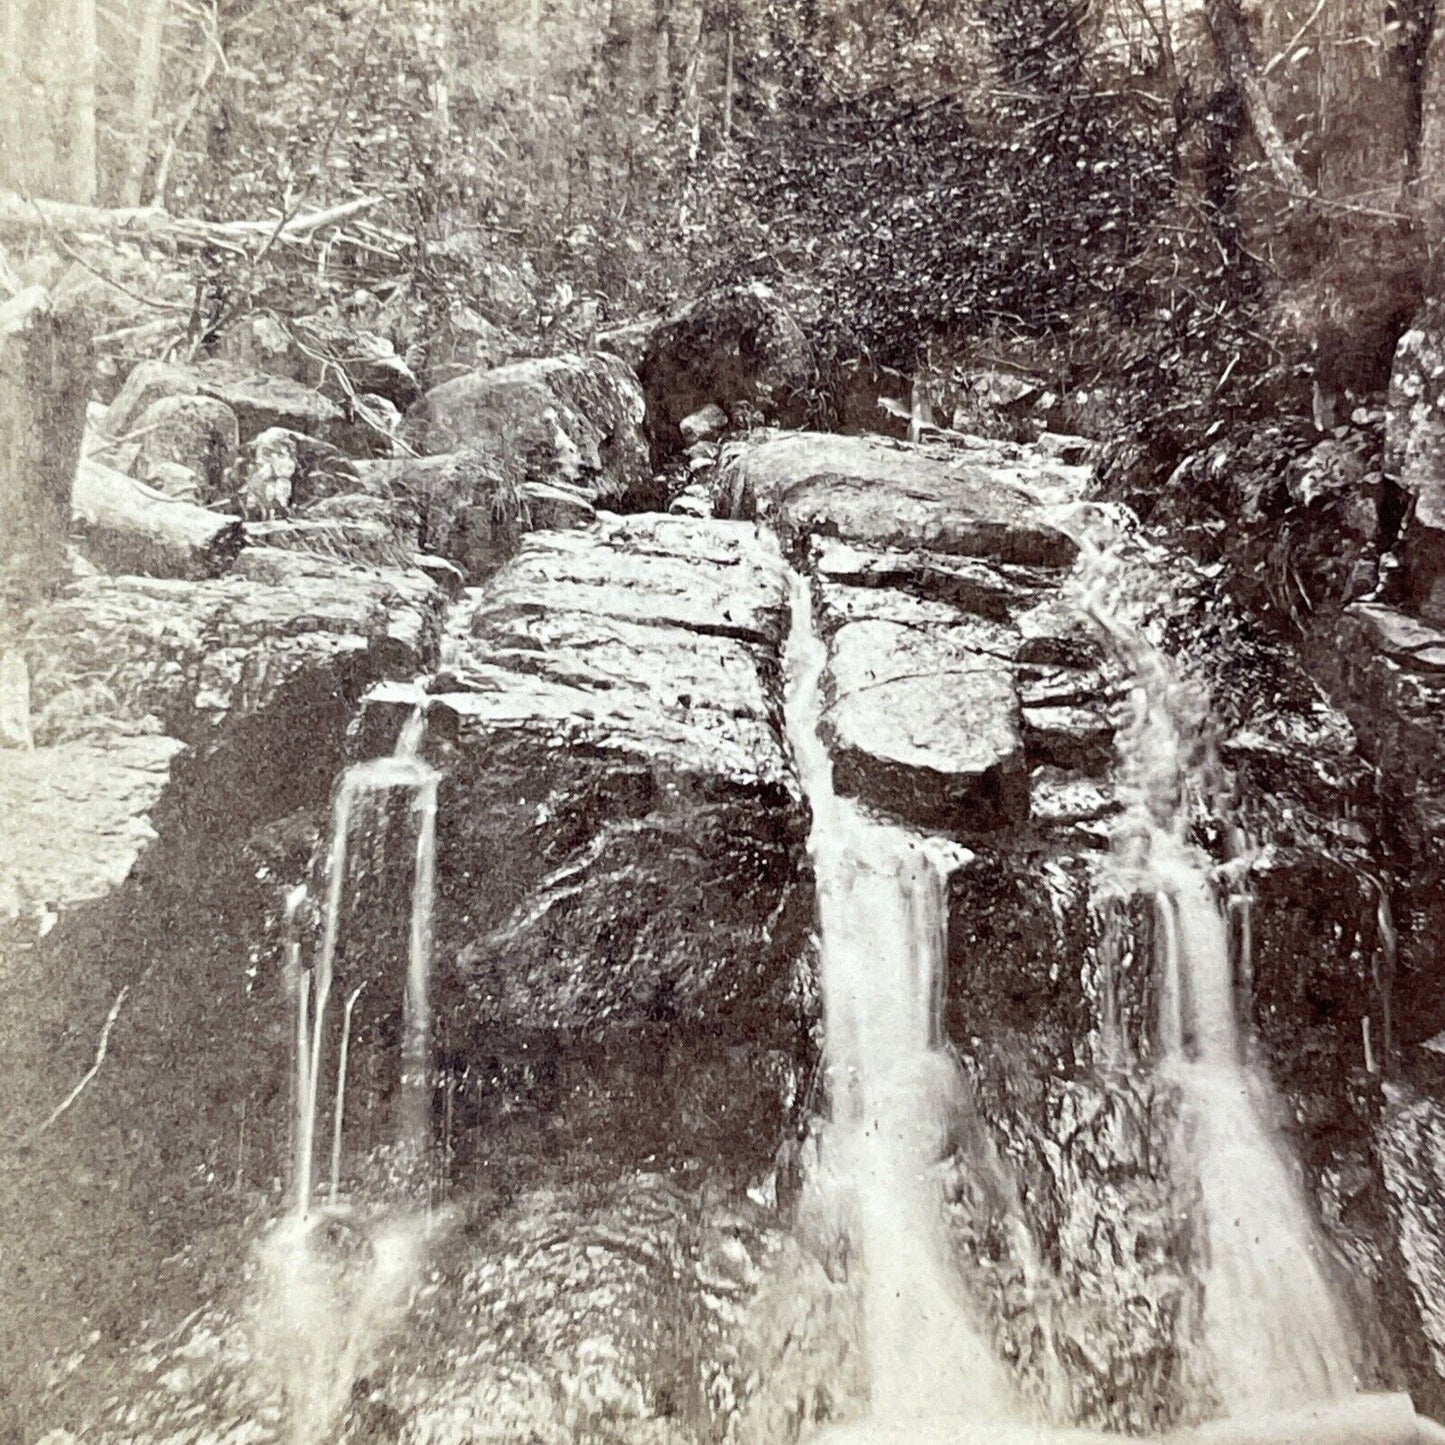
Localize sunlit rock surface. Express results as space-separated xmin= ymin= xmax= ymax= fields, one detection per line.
xmin=716 ymin=429 xmax=1084 ymax=566
xmin=4 ymin=548 xmax=443 ymax=920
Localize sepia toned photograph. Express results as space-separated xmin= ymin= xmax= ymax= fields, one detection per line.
xmin=3 ymin=1 xmax=1445 ymax=1442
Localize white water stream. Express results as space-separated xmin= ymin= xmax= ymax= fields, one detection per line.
xmin=784 ymin=570 xmax=1014 ymax=1424
xmin=258 ymin=710 xmax=440 ymax=1444
xmin=1080 ymin=537 xmax=1360 ymax=1415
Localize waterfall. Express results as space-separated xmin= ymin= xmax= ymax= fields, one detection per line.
xmin=1080 ymin=539 xmax=1359 ymax=1417
xmin=783 ymin=569 xmax=1012 ymax=1425
xmin=291 ymin=710 xmax=440 ymax=1213
xmin=256 ymin=709 xmax=440 ymax=1445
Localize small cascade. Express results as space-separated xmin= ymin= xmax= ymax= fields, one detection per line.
xmin=291 ymin=708 xmax=440 ymax=1212
xmin=783 ymin=570 xmax=1012 ymax=1425
xmin=257 ymin=707 xmax=441 ymax=1444
xmin=1078 ymin=536 xmax=1359 ymax=1417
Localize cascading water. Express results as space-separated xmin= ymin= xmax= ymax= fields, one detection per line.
xmin=784 ymin=569 xmax=1013 ymax=1427
xmin=292 ymin=709 xmax=440 ymax=1211
xmin=1078 ymin=532 xmax=1360 ymax=1417
xmin=257 ymin=708 xmax=441 ymax=1444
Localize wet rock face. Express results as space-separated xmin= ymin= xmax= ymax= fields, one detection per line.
xmin=353 ymin=514 xmax=813 ymax=1161
xmin=627 ymin=284 xmax=816 ymax=461
xmin=408 ymin=351 xmax=657 ymax=510
xmin=1378 ymin=1086 xmax=1445 ymax=1413
xmin=1387 ymin=300 xmax=1445 ymax=623
xmin=718 ymin=430 xmax=1097 ymax=837
xmin=824 ymin=618 xmax=1028 ymax=832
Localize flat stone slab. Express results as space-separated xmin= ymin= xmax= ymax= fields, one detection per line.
xmin=717 ymin=431 xmax=1081 ymax=568
xmin=24 ymin=549 xmax=442 ymax=748
xmin=824 ymin=615 xmax=1028 ymax=832
xmin=811 ymin=536 xmax=1048 ymax=621
xmin=475 ymin=513 xmax=787 ymax=647
xmin=1347 ymin=602 xmax=1445 ymax=672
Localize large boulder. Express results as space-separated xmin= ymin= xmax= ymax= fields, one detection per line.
xmin=351 ymin=514 xmax=812 ymax=1158
xmin=104 ymin=358 xmax=345 ymax=449
xmin=355 ymin=452 xmax=597 ymax=584
xmin=716 ymin=430 xmax=1082 ymax=568
xmin=131 ymin=394 xmax=239 ymax=502
xmin=407 ymin=351 xmax=656 ymax=509
xmin=624 ymin=284 xmax=815 ymax=461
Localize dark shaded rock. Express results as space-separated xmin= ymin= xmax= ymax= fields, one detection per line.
xmin=132 ymin=394 xmax=239 ymax=503
xmin=355 ymin=452 xmax=595 ymax=584
xmin=938 ymin=847 xmax=1192 ymax=1432
xmin=1331 ymin=603 xmax=1445 ymax=864
xmin=408 ymin=352 xmax=655 ymax=509
xmin=716 ymin=431 xmax=1080 ymax=568
xmin=1378 ymin=1086 xmax=1445 ymax=1409
xmin=0 ymin=287 xmax=91 ymax=598
xmin=810 ymin=536 xmax=1046 ymax=622
xmin=293 ymin=313 xmax=421 ymax=411
xmin=633 ymin=285 xmax=815 ymax=461
xmin=1037 ymin=432 xmax=1095 ymax=465
xmin=1022 ymin=702 xmax=1116 ymax=772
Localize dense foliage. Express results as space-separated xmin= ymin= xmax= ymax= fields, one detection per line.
xmin=1 ymin=0 xmax=1438 ymax=439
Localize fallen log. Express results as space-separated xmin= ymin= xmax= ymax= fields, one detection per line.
xmin=0 ymin=190 xmax=386 ymax=252
xmin=72 ymin=456 xmax=243 ymax=580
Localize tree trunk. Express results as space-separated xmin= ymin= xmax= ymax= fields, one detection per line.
xmin=682 ymin=3 xmax=705 ymax=160
xmin=72 ymin=456 xmax=243 ymax=579
xmin=653 ymin=0 xmax=671 ymax=113
xmin=68 ymin=0 xmax=98 ymax=204
xmin=1205 ymin=0 xmax=1312 ymax=204
xmin=0 ymin=0 xmax=22 ymax=194
xmin=121 ymin=0 xmax=169 ymax=208
xmin=0 ymin=287 xmax=92 ymax=604
xmin=722 ymin=24 xmax=734 ymax=144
